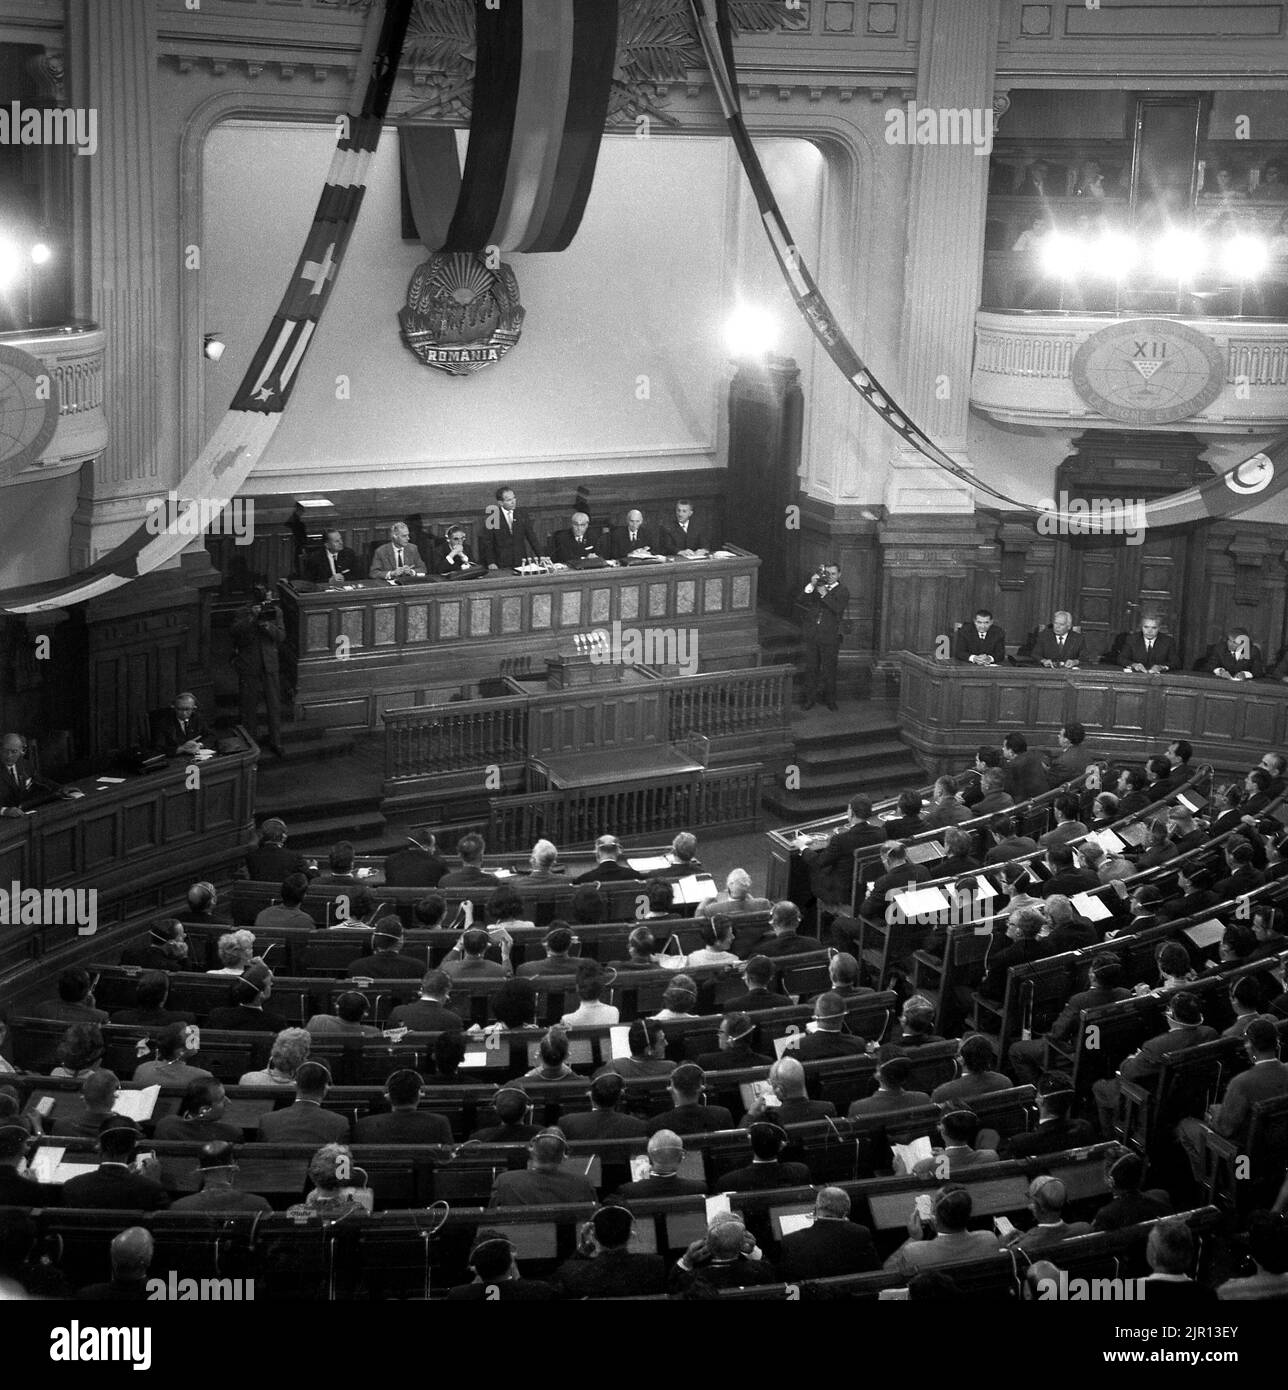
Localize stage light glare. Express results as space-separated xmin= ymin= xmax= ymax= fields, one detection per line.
xmin=1222 ymin=233 xmax=1269 ymax=281
xmin=1089 ymin=230 xmax=1138 ymax=280
xmin=0 ymin=237 xmax=21 ymax=290
xmin=1155 ymin=230 xmax=1206 ymax=280
xmin=29 ymin=242 xmax=52 ymax=266
xmin=203 ymin=333 xmax=226 ymax=362
xmin=724 ymin=304 xmax=779 ymax=358
xmin=1037 ymin=231 xmax=1081 ymax=280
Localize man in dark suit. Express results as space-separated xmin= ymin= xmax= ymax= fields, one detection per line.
xmin=646 ymin=1064 xmax=735 ymax=1135
xmin=119 ymin=921 xmax=191 ymax=974
xmin=1040 ymin=895 xmax=1098 ymax=953
xmin=111 ymin=970 xmax=196 ymax=1028
xmin=382 ymin=829 xmax=448 ymax=888
xmin=725 ymin=956 xmax=793 ymax=1013
xmin=739 ymin=900 xmax=817 ymax=960
xmin=952 ymin=609 xmax=1006 ymax=665
xmin=613 ymin=1129 xmax=707 ymax=1200
xmin=857 ymin=842 xmax=929 ymax=922
xmin=231 ymin=587 xmax=285 ymax=757
xmin=345 ymin=918 xmax=424 ymax=979
xmin=1002 ymin=732 xmax=1048 ymax=801
xmin=60 ymin=1121 xmax=170 ymax=1211
xmin=979 ymin=907 xmax=1049 ymax=1000
xmin=738 ymin=1055 xmax=839 ymax=1125
xmin=443 ymin=1233 xmax=558 ymax=1301
xmin=694 ymin=1013 xmax=773 ymax=1072
xmin=658 ymin=498 xmax=713 ymax=555
xmin=803 ymin=795 xmax=886 ymax=907
xmin=552 ymin=1205 xmax=668 ymax=1298
xmin=434 ymin=524 xmax=482 ymax=575
xmin=150 ymin=692 xmax=209 ymax=757
xmin=353 ymin=1069 xmax=453 ymax=1144
xmin=718 ymin=1122 xmax=812 ymax=1193
xmin=385 ymin=970 xmax=463 ymax=1032
xmin=481 ymin=486 xmax=541 ymax=570
xmin=302 ymin=528 xmax=362 ymax=584
xmin=572 ymin=834 xmax=644 ymax=884
xmin=1119 ymin=615 xmax=1178 ymax=673
xmin=32 ymin=968 xmax=108 ymax=1025
xmin=1028 ymin=611 xmax=1086 ymax=667
xmin=207 ymin=965 xmax=289 ymax=1033
xmin=799 ymin=562 xmax=850 ymax=710
xmin=609 ymin=508 xmax=659 ymax=560
xmin=77 ymin=1227 xmax=155 ymax=1300
xmin=242 ymin=818 xmax=314 ymax=882
xmin=556 ymin=1074 xmax=650 ymax=1142
xmin=549 ymin=512 xmax=604 ymax=566
xmin=998 ymin=1070 xmax=1096 ymax=1157
xmin=984 ymin=816 xmax=1040 ymax=864
xmin=1213 ymin=840 xmax=1266 ymax=901
xmin=1039 ymin=844 xmax=1100 ymax=899
xmin=488 ymin=1130 xmax=598 ymax=1207
xmin=1198 ymin=627 xmax=1264 ymax=681
xmin=1046 ymin=721 xmax=1094 ymax=785
xmin=0 ymin=1121 xmax=57 ymax=1208
xmin=438 ymin=833 xmax=501 ymax=890
xmin=0 ymin=731 xmax=66 ymax=814
xmin=257 ymin=1063 xmax=351 ymax=1144
xmin=786 ymin=992 xmax=868 ymax=1061
xmin=780 ymin=1187 xmax=879 ymax=1279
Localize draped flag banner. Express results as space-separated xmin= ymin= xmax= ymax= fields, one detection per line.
xmin=0 ymin=0 xmax=417 ymax=616
xmin=402 ymin=0 xmax=619 ymax=255
xmin=688 ymin=0 xmax=1288 ymax=531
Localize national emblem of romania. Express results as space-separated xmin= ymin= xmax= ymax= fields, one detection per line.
xmin=399 ymin=251 xmax=524 ymax=377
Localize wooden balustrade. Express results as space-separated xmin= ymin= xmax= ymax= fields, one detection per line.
xmin=666 ymin=665 xmax=792 ymax=740
xmin=385 ymin=697 xmax=529 ymax=779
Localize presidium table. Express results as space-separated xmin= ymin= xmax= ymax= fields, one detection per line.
xmin=896 ymin=651 xmax=1288 ymax=774
xmin=278 ymin=548 xmax=762 ymax=729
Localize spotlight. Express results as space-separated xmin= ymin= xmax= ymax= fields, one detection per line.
xmin=0 ymin=238 xmax=21 ymax=290
xmin=1155 ymin=229 xmax=1206 ymax=281
xmin=1037 ymin=231 xmax=1082 ymax=280
xmin=1088 ymin=229 xmax=1138 ymax=280
xmin=723 ymin=304 xmax=779 ymax=359
xmin=29 ymin=242 xmax=51 ymax=266
xmin=203 ymin=333 xmax=226 ymax=362
xmin=1221 ymin=233 xmax=1268 ymax=281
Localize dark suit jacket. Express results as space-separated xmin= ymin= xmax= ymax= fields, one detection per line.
xmin=345 ymin=949 xmax=425 ymax=980
xmin=61 ymin=1164 xmax=170 ymax=1211
xmin=789 ymin=1030 xmax=868 ymax=1061
xmin=1039 ymin=868 xmax=1101 ymax=898
xmin=353 ymin=1109 xmax=453 ymax=1145
xmin=573 ymin=861 xmax=644 ymax=884
xmin=112 ymin=1006 xmax=196 ymax=1028
xmin=434 ymin=545 xmax=482 ymax=575
xmin=480 ymin=510 xmax=540 ymax=569
xmin=1045 ymin=921 xmax=1098 ymax=953
xmin=549 ymin=528 xmax=604 ymax=565
xmin=740 ymin=929 xmax=818 ymax=960
xmin=150 ymin=710 xmax=210 ymax=755
xmin=646 ymin=1105 xmax=734 ymax=1135
xmin=438 ymin=865 xmax=501 ymax=890
xmin=207 ymin=1004 xmax=289 ymax=1033
xmin=659 ymin=517 xmax=713 ymax=554
xmin=0 ymin=757 xmax=58 ymax=811
xmin=1119 ymin=632 xmax=1179 ymax=669
xmin=1047 ymin=985 xmax=1131 ymax=1045
xmin=1119 ymin=1024 xmax=1219 ymax=1084
xmin=117 ymin=945 xmax=188 ymax=974
xmin=553 ymin=1249 xmax=668 ymax=1298
xmin=726 ymin=988 xmax=793 ymax=1013
xmin=243 ymin=843 xmax=314 ymax=882
xmin=780 ymin=1220 xmax=880 ymax=1279
xmin=1198 ymin=641 xmax=1264 ymax=679
xmin=230 ymin=604 xmax=285 ymax=676
xmin=694 ymin=1042 xmax=773 ymax=1072
xmin=257 ymin=1102 xmax=351 ymax=1144
xmin=719 ymin=1160 xmax=812 ymax=1192
xmin=1004 ymin=750 xmax=1049 ymax=801
xmin=385 ymin=998 xmax=464 ymax=1032
xmin=1214 ymin=866 xmax=1267 ymax=900
xmin=608 ymin=523 xmax=659 ymax=560
xmin=382 ymin=847 xmax=449 ymax=888
xmin=806 ymin=822 xmax=886 ymax=904
xmin=859 ymin=863 xmax=929 ymax=919
xmin=614 ymin=1172 xmax=708 ymax=1200
xmin=1029 ymin=628 xmax=1087 ymax=664
xmin=800 ymin=582 xmax=851 ymax=646
xmin=998 ymin=1116 xmax=1096 ymax=1158
xmin=556 ymin=1110 xmax=649 ymax=1142
xmin=302 ymin=546 xmax=362 ymax=583
xmin=953 ymin=624 xmax=1006 ymax=663
xmin=0 ymin=1168 xmax=59 ymax=1207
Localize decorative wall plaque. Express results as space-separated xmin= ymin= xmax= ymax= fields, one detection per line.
xmin=399 ymin=250 xmax=524 ymax=376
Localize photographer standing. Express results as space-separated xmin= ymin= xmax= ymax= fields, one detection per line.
xmin=800 ymin=561 xmax=850 ymax=711
xmin=232 ymin=585 xmax=285 ymax=758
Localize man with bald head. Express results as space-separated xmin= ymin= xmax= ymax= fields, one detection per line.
xmin=739 ymin=1056 xmax=837 ymax=1127
xmin=780 ymin=1187 xmax=879 ymax=1279
xmin=151 ymin=692 xmax=209 ymax=757
xmin=78 ymin=1226 xmax=155 ymax=1300
xmin=0 ymin=731 xmax=68 ymax=815
xmin=550 ymin=512 xmax=603 ymax=566
xmin=488 ymin=1128 xmax=598 ymax=1207
xmin=170 ymin=1141 xmax=272 ymax=1213
xmin=668 ymin=1213 xmax=777 ymax=1292
xmin=613 ymin=1129 xmax=708 ymax=1199
xmin=610 ymin=508 xmax=658 ymax=560
xmin=370 ymin=521 xmax=427 ymax=581
xmin=1029 ymin=611 xmax=1085 ymax=668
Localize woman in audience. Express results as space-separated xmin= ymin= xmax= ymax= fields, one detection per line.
xmin=207 ymin=929 xmax=256 ymax=975
xmin=486 ymin=885 xmax=534 ymax=935
xmin=570 ymin=887 xmax=608 ymax=925
xmin=286 ymin=1143 xmax=369 ymax=1220
xmin=480 ymin=977 xmax=538 ymax=1033
xmin=650 ymin=975 xmax=701 ymax=1022
xmin=1132 ymin=940 xmax=1198 ymax=997
xmin=695 ymin=868 xmax=771 ymax=920
xmin=153 ymin=1077 xmax=240 ymax=1142
xmin=560 ymin=963 xmax=619 ymax=1028
xmin=50 ymin=1023 xmax=105 ymax=1079
xmin=238 ymin=1026 xmax=311 ymax=1085
xmin=636 ymin=879 xmax=676 ymax=921
xmin=132 ymin=1021 xmax=213 ymax=1087
xmin=432 ymin=1031 xmax=467 ymax=1083
xmin=663 ymin=917 xmax=741 ymax=971
xmin=523 ymin=1025 xmax=576 ymax=1080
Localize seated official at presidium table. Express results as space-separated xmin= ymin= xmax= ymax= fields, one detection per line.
xmin=370 ymin=522 xmax=428 ymax=582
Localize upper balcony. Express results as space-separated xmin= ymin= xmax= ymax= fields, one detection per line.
xmin=0 ymin=323 xmax=106 ymax=488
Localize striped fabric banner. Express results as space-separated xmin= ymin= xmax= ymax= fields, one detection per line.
xmin=0 ymin=0 xmax=416 ymax=615
xmin=405 ymin=0 xmax=618 ymax=256
xmin=689 ymin=0 xmax=1288 ymax=530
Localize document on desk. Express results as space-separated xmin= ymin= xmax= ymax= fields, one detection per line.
xmin=628 ymin=856 xmax=671 ymax=873
xmin=112 ymin=1085 xmax=160 ymax=1123
xmin=1070 ymin=892 xmax=1112 ymax=922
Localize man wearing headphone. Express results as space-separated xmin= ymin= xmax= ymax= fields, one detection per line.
xmin=718 ymin=1121 xmax=811 ymax=1193
xmin=0 ymin=731 xmax=70 ymax=816
xmin=487 ymin=1127 xmax=597 ymax=1208
xmin=552 ymin=1204 xmax=667 ymax=1299
xmin=443 ymin=1232 xmax=558 ymax=1301
xmin=170 ymin=1140 xmax=272 ymax=1213
xmin=119 ymin=922 xmax=190 ymax=975
xmin=0 ymin=1119 xmax=55 ymax=1207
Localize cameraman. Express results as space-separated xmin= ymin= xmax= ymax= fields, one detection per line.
xmin=231 ymin=584 xmax=285 ymax=758
xmin=800 ymin=561 xmax=851 ymax=712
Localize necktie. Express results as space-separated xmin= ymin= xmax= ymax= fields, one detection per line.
xmin=1145 ymin=641 xmax=1152 ymax=656
xmin=328 ymin=552 xmax=337 ymax=575
xmin=1057 ymin=636 xmax=1064 ymax=648
xmin=630 ymin=531 xmax=637 ymax=544
xmin=394 ymin=547 xmax=403 ymax=567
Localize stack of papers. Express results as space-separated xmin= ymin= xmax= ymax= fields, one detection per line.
xmin=672 ymin=875 xmax=718 ymax=905
xmin=112 ymin=1086 xmax=160 ymax=1123
xmin=1070 ymin=892 xmax=1113 ymax=922
xmin=628 ymin=856 xmax=671 ymax=873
